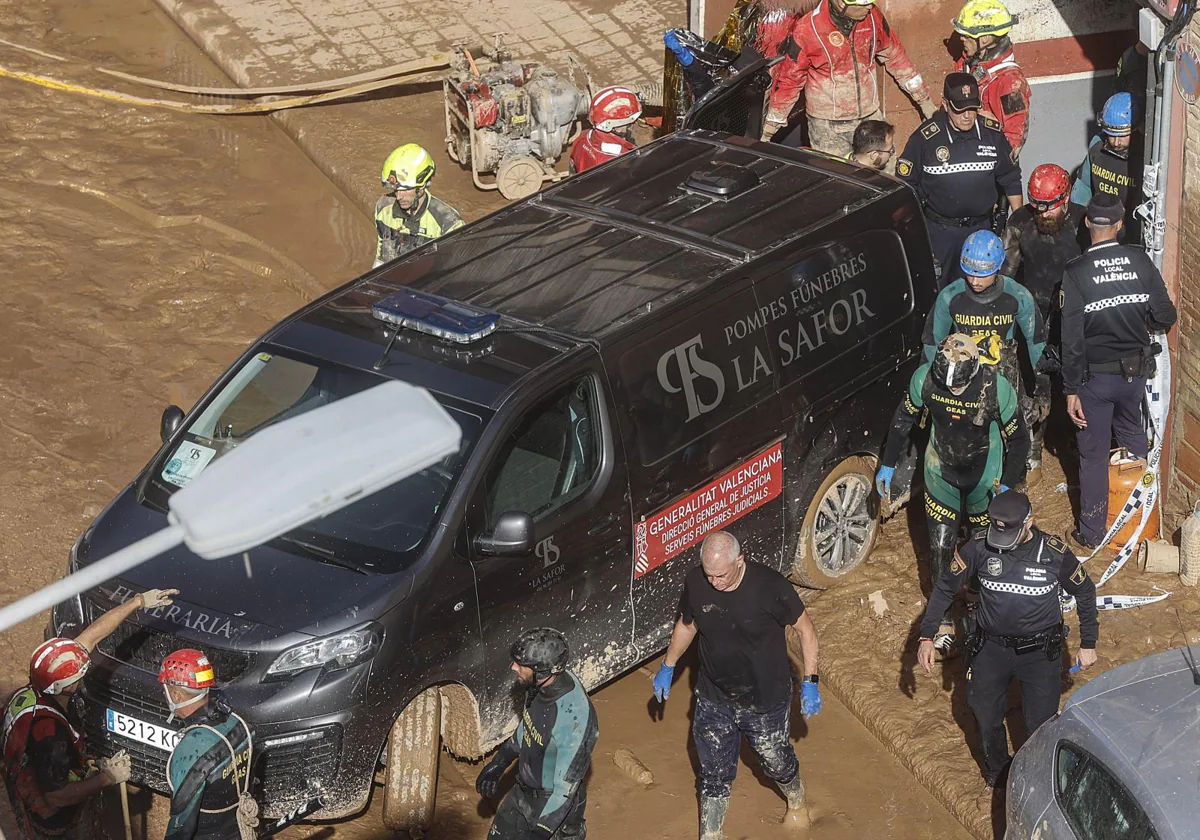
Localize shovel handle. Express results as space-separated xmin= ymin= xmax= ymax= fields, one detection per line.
xmin=120 ymin=780 xmax=132 ymax=840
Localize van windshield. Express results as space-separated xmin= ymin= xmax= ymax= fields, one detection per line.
xmin=149 ymin=348 xmax=482 ymax=574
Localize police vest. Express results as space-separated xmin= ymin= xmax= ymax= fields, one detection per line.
xmin=967 ymin=530 xmax=1072 ymax=638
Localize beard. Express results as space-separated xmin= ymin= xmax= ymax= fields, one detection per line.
xmin=1033 ymin=209 xmax=1067 ymax=234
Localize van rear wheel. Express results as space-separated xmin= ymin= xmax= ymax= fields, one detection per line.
xmin=791 ymin=456 xmax=879 ymax=588
xmin=381 ymin=688 xmax=441 ymax=831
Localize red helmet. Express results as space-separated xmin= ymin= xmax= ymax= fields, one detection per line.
xmin=1027 ymin=164 xmax=1070 ymax=212
xmin=31 ymin=638 xmax=90 ymax=695
xmin=158 ymin=649 xmax=215 ymax=689
xmin=589 ymin=86 xmax=641 ymax=133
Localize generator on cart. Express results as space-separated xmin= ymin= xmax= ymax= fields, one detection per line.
xmin=444 ymin=41 xmax=589 ymax=200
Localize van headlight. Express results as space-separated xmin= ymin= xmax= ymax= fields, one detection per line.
xmin=266 ymin=623 xmax=382 ymax=677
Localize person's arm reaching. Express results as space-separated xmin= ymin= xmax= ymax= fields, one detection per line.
xmin=993 ymin=133 xmax=1023 ymax=210
xmin=1001 ymin=223 xmax=1023 ymax=280
xmin=1059 ymin=266 xmax=1089 ymax=427
xmin=996 ymin=375 xmax=1030 ymax=489
xmin=42 ymin=752 xmax=128 ymax=810
xmin=916 ymin=547 xmax=975 ymax=673
xmin=1059 ymin=552 xmax=1099 ymax=670
xmin=1145 ymin=261 xmax=1178 ymax=332
xmin=76 ymin=589 xmax=177 ymax=652
xmin=653 ymin=616 xmax=698 ymax=703
xmin=764 ymin=26 xmax=810 ymax=135
xmin=873 ymin=11 xmax=934 ymax=117
xmin=881 ymin=366 xmax=927 ymax=472
xmin=1014 ymin=282 xmax=1047 ymax=368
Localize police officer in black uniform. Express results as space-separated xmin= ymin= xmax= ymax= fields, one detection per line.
xmin=916 ymin=491 xmax=1099 ymax=787
xmin=1061 ymin=193 xmax=1177 ymax=552
xmin=897 ymin=72 xmax=1024 ymax=285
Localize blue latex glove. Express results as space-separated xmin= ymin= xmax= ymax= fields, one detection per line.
xmin=875 ymin=465 xmax=895 ymax=498
xmin=998 ymin=484 xmax=1010 ymax=494
xmin=800 ymin=681 xmax=822 ymax=719
xmin=663 ymin=30 xmax=694 ymax=67
xmin=653 ymin=662 xmax=675 ymax=702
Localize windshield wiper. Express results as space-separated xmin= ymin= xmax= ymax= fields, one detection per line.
xmin=274 ymin=536 xmax=371 ymax=575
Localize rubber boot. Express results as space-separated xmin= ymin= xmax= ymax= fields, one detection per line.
xmin=777 ymin=774 xmax=811 ymax=830
xmin=699 ymin=796 xmax=729 ymax=840
xmin=927 ymin=520 xmax=960 ymax=660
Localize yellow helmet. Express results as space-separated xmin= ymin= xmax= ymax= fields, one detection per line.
xmin=952 ymin=0 xmax=1016 ymax=39
xmin=381 ymin=144 xmax=435 ymax=191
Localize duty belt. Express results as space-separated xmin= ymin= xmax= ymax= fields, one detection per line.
xmin=1088 ymin=359 xmax=1131 ymax=375
xmin=923 ymin=207 xmax=990 ymax=228
xmin=983 ymin=628 xmax=1056 ymax=650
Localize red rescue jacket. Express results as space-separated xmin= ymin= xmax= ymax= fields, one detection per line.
xmin=3 ymin=686 xmax=88 ymax=836
xmin=753 ymin=7 xmax=804 ymax=58
xmin=767 ymin=0 xmax=930 ymax=122
xmin=570 ymin=129 xmax=635 ymax=174
xmin=955 ymin=48 xmax=1030 ymax=155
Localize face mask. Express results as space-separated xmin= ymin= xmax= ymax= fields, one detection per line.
xmin=163 ymin=685 xmax=208 ymax=723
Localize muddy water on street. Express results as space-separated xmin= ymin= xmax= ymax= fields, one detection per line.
xmin=0 ymin=0 xmax=970 ymax=838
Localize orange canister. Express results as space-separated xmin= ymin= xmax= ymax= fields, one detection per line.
xmin=1107 ymin=450 xmax=1160 ymax=545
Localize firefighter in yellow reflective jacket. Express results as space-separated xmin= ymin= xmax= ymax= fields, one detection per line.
xmin=373 ymin=144 xmax=464 ymax=267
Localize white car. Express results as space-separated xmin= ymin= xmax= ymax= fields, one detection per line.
xmin=1005 ymin=647 xmax=1200 ymax=840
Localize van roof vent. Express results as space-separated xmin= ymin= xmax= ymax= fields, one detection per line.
xmin=681 ymin=163 xmax=760 ymax=201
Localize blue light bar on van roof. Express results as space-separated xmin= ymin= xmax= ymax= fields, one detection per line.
xmin=371 ymin=289 xmax=500 ymax=344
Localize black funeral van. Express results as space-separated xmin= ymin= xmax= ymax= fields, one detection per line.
xmin=52 ymin=129 xmax=936 ymax=830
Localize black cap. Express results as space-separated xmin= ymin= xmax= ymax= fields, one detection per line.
xmin=944 ymin=72 xmax=981 ymax=112
xmin=986 ymin=490 xmax=1032 ymax=550
xmin=1086 ymin=192 xmax=1125 ymax=225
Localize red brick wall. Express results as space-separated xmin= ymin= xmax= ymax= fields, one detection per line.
xmin=1165 ymin=21 xmax=1200 ymax=530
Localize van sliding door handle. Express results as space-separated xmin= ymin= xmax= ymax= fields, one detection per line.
xmin=587 ymin=514 xmax=620 ymax=536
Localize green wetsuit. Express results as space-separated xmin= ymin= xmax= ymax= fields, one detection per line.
xmin=882 ymin=363 xmax=1028 ymax=606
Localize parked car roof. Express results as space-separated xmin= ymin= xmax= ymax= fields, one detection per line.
xmin=1060 ymin=647 xmax=1200 ymax=831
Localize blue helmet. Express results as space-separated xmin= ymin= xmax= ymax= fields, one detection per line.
xmin=960 ymin=230 xmax=1005 ymax=277
xmin=1100 ymin=92 xmax=1135 ymax=137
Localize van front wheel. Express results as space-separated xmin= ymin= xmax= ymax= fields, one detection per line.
xmin=381 ymin=688 xmax=441 ymax=831
xmin=791 ymin=456 xmax=879 ymax=588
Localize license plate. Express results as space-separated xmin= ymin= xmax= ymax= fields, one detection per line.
xmin=105 ymin=708 xmax=181 ymax=752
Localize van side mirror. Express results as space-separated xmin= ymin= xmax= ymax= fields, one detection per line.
xmin=475 ymin=511 xmax=534 ymax=557
xmin=160 ymin=405 xmax=185 ymax=444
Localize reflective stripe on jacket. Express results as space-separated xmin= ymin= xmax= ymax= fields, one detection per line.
xmin=374 ymin=192 xmax=464 ymax=266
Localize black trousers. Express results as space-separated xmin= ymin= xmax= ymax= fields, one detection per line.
xmin=1076 ymin=374 xmax=1148 ymax=544
xmin=488 ymin=783 xmax=587 ymax=840
xmin=926 ymin=218 xmax=988 ymax=287
xmin=967 ymin=639 xmax=1061 ymax=781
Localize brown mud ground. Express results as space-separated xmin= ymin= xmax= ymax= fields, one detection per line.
xmin=0 ymin=1 xmax=1194 ymax=839
xmin=807 ymin=448 xmax=1200 ymax=840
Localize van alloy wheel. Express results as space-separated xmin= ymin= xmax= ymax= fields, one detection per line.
xmin=791 ymin=456 xmax=880 ymax=588
xmin=813 ymin=474 xmax=874 ymax=574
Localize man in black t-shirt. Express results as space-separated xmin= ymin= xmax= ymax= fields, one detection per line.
xmin=651 ymin=531 xmax=821 ymax=840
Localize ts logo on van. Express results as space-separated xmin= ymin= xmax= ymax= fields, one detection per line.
xmin=657 ymin=335 xmax=726 ymax=421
